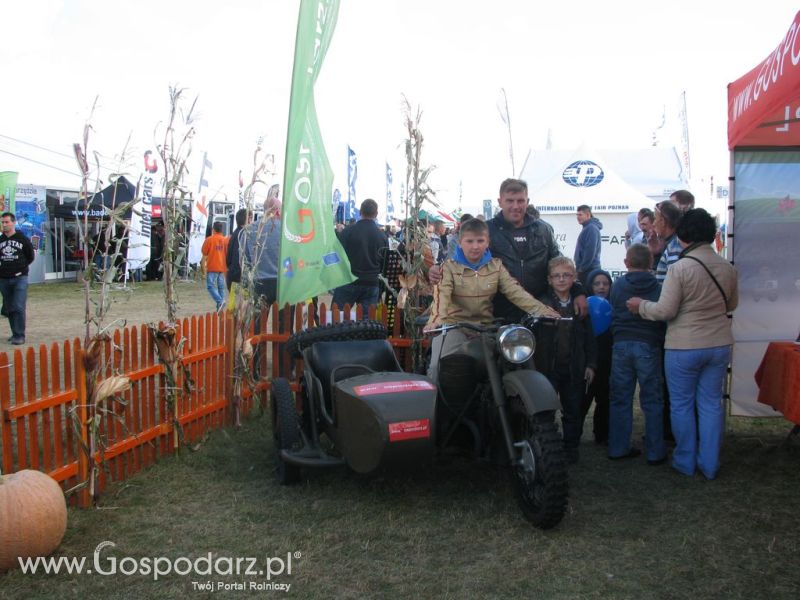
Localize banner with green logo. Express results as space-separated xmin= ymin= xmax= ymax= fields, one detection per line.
xmin=278 ymin=0 xmax=354 ymax=307
xmin=0 ymin=171 xmax=18 ymax=214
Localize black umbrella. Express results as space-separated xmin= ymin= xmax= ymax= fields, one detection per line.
xmin=52 ymin=176 xmax=137 ymax=220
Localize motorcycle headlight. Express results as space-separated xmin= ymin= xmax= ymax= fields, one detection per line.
xmin=498 ymin=325 xmax=535 ymax=364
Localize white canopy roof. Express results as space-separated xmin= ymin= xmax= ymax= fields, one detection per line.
xmin=528 ymin=145 xmax=656 ymax=216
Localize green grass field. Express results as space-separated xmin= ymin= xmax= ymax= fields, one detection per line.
xmin=2 ymin=410 xmax=798 ymax=599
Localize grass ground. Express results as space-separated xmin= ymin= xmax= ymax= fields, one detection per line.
xmin=2 ymin=282 xmax=799 ymax=598
xmin=8 ymin=279 xmax=217 ymax=349
xmin=1 ymin=409 xmax=798 ymax=599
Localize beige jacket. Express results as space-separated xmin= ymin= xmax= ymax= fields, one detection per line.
xmin=639 ymin=244 xmax=738 ymax=349
xmin=426 ymin=257 xmax=551 ymax=328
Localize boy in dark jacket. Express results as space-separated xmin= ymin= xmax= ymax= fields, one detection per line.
xmin=608 ymin=244 xmax=666 ymax=463
xmin=533 ymin=257 xmax=597 ymax=464
xmin=581 ymin=268 xmax=613 ymax=445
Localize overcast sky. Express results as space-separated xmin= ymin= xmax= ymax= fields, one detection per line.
xmin=2 ymin=0 xmax=799 ymax=218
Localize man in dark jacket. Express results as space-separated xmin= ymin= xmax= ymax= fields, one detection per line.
xmin=0 ymin=212 xmax=35 ymax=344
xmin=486 ymin=178 xmax=587 ymax=322
xmin=225 ymin=208 xmax=250 ymax=291
xmin=574 ymin=205 xmax=602 ymax=287
xmin=428 ymin=179 xmax=587 ymax=320
xmin=332 ymin=199 xmax=388 ymax=316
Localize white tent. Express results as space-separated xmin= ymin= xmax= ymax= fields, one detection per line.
xmin=528 ymin=146 xmax=655 ymax=279
xmin=521 ymin=146 xmax=685 ymax=203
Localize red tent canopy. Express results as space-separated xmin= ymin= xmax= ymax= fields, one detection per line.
xmin=728 ymin=10 xmax=800 ymax=149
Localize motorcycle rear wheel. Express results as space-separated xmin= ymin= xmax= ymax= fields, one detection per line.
xmin=511 ymin=415 xmax=568 ymax=529
xmin=271 ymin=377 xmax=302 ymax=485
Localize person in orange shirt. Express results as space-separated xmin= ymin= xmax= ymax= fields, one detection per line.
xmin=201 ymin=222 xmax=229 ymax=310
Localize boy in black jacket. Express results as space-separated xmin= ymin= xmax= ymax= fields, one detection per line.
xmin=0 ymin=212 xmax=35 ymax=344
xmin=533 ymin=257 xmax=597 ymax=464
xmin=581 ymin=268 xmax=613 ymax=445
xmin=608 ymin=244 xmax=666 ymax=464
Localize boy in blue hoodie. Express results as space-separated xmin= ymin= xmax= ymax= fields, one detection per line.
xmin=608 ymin=244 xmax=667 ymax=464
xmin=425 ymin=219 xmax=560 ymax=381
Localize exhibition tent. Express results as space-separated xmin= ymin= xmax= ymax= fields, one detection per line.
xmin=521 ymin=146 xmax=686 ymax=203
xmin=727 ymin=9 xmax=800 ymax=417
xmin=528 ymin=145 xmax=654 ymax=278
xmin=51 ymin=176 xmax=137 ymax=220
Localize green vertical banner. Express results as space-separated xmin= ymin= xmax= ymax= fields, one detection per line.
xmin=278 ymin=0 xmax=354 ymax=306
xmin=0 ymin=171 xmax=18 ymax=214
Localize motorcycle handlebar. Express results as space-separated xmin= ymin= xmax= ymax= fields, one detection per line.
xmin=425 ymin=315 xmax=571 ymax=335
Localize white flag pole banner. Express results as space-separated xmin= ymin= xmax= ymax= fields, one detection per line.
xmin=386 ymin=162 xmax=394 ymax=221
xmin=126 ymin=150 xmax=156 ymax=274
xmin=188 ymin=151 xmax=212 ymax=265
xmin=678 ymin=91 xmax=691 ymax=183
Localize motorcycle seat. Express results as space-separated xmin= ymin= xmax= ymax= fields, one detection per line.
xmin=308 ymin=339 xmax=403 ymax=410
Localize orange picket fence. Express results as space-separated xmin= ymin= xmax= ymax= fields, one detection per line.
xmin=0 ymin=302 xmax=415 ymax=506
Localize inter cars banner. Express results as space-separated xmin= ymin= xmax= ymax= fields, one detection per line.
xmin=278 ymin=0 xmax=353 ymax=306
xmin=127 ymin=151 xmax=156 ymax=272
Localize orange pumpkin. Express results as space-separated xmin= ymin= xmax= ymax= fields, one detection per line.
xmin=0 ymin=469 xmax=68 ymax=571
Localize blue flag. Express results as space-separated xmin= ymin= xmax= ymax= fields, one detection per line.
xmin=347 ymin=145 xmax=358 ymax=221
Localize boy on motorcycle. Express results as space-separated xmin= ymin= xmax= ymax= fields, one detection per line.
xmin=424 ymin=218 xmax=560 ymax=380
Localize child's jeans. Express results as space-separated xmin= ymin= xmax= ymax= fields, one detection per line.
xmin=547 ymin=362 xmax=584 ymax=449
xmin=609 ymin=340 xmax=665 ymax=460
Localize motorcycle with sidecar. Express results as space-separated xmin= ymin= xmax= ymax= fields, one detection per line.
xmin=270 ymin=317 xmax=568 ymax=529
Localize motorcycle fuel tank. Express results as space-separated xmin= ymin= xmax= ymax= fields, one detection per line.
xmin=334 ymin=372 xmax=437 ymax=474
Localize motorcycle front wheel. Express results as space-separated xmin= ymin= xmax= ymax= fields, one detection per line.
xmin=511 ymin=412 xmax=568 ymax=529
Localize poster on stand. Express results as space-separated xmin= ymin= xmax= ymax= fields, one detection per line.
xmin=731 ymin=150 xmax=800 ymax=416
xmin=14 ymin=183 xmax=48 ymax=251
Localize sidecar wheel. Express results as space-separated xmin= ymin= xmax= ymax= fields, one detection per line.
xmin=286 ymin=320 xmax=387 ymax=358
xmin=512 ymin=417 xmax=568 ymax=529
xmin=271 ymin=378 xmax=301 ymax=485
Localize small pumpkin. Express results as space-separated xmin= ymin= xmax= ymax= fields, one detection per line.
xmin=0 ymin=469 xmax=68 ymax=571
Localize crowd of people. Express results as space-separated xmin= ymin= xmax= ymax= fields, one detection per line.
xmin=195 ymin=177 xmax=736 ymax=480
xmin=414 ymin=179 xmax=734 ymax=478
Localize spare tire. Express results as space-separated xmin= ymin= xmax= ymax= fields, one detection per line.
xmin=286 ymin=320 xmax=388 ymax=358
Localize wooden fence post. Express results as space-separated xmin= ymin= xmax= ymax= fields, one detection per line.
xmin=0 ymin=352 xmax=11 ymax=476
xmin=74 ymin=340 xmax=91 ymax=508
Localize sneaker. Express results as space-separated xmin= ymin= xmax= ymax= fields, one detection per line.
xmin=647 ymin=456 xmax=668 ymax=466
xmin=608 ymin=448 xmax=642 ymax=460
xmin=11 ymin=337 xmax=25 ymax=345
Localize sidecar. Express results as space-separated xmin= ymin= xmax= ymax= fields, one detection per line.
xmin=271 ymin=331 xmax=437 ymax=484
